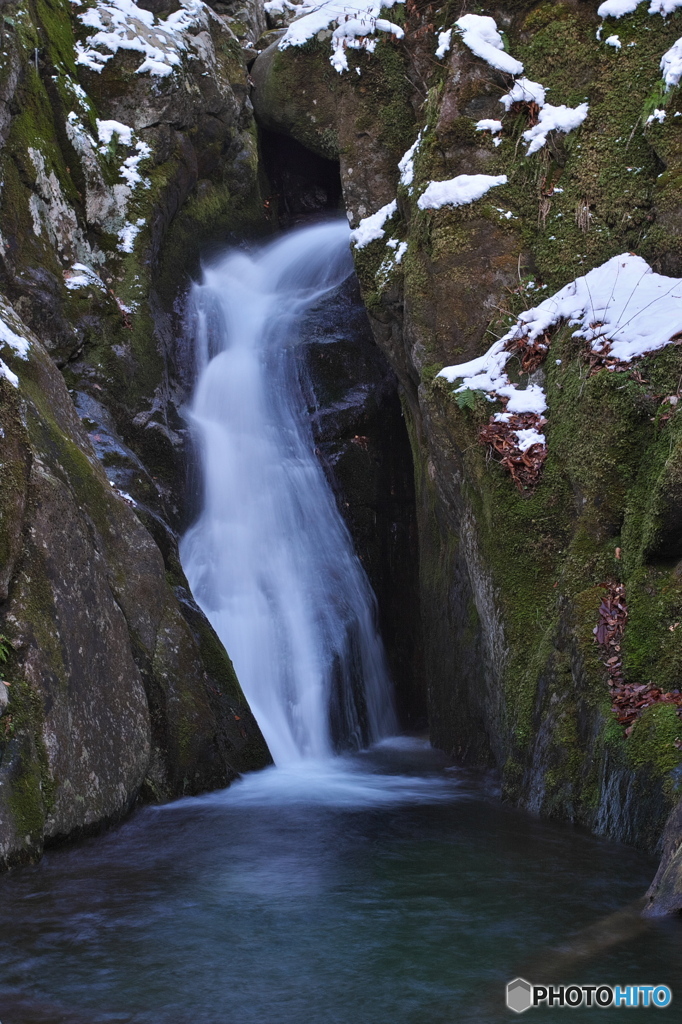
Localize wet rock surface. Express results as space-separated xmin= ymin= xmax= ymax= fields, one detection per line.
xmin=0 ymin=308 xmax=269 ymax=869
xmin=251 ymin=0 xmax=682 ymax=908
xmin=301 ymin=276 xmax=425 ymax=729
xmin=0 ymin=0 xmax=271 ymax=868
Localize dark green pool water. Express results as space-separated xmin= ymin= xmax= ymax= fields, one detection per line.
xmin=0 ymin=739 xmax=680 ymax=1023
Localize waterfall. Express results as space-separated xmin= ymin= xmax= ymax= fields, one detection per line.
xmin=180 ymin=220 xmax=398 ymax=765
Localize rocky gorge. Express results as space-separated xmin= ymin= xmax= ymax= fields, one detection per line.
xmin=1 ymin=0 xmax=682 ymax=921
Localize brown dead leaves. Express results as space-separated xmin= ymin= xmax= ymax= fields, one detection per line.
xmin=508 ymin=99 xmax=541 ymax=128
xmin=585 ymin=327 xmax=682 ymax=375
xmin=594 ymin=581 xmax=627 ymax=681
xmin=505 ymin=331 xmax=550 ymax=374
xmin=477 ymin=332 xmax=549 ymax=489
xmin=594 ymin=582 xmax=682 ymax=733
xmin=585 ymin=332 xmax=631 ymax=375
xmin=479 ymin=412 xmax=547 ymax=490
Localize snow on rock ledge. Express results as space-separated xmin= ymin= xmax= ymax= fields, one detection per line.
xmin=350 ymin=200 xmax=397 ymax=247
xmin=417 ymin=174 xmax=507 ymax=210
xmin=500 ymin=78 xmax=588 ymax=156
xmin=440 ymin=253 xmax=682 ymax=398
xmin=0 ymin=298 xmax=31 ymax=389
xmin=455 ymin=14 xmax=524 ymax=76
xmin=76 ymin=0 xmax=214 ymax=77
xmin=500 ymin=253 xmax=682 ymax=363
xmin=278 ymin=0 xmax=404 ymax=74
xmin=437 ymin=254 xmax=682 ymax=485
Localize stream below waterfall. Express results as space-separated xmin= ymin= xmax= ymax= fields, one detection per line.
xmin=1 ymin=223 xmax=682 ymax=1022
xmin=0 ymin=741 xmax=681 ymax=1023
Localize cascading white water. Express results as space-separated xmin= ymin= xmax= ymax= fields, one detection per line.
xmin=180 ymin=220 xmax=398 ymax=765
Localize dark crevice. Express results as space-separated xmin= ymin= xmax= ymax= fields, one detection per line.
xmin=258 ymin=127 xmax=344 ymax=228
xmin=299 ymin=275 xmax=426 ymax=732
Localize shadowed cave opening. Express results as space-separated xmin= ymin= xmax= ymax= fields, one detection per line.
xmin=259 ymin=127 xmax=344 ymax=228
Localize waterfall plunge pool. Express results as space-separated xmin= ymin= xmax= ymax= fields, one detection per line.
xmin=2 ymin=223 xmax=681 ymax=1022
xmin=0 ymin=739 xmax=680 ymax=1023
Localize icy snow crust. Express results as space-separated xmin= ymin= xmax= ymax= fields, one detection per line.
xmin=76 ymin=0 xmax=210 ymax=77
xmin=278 ymin=0 xmax=404 ymax=73
xmin=438 ymin=255 xmax=682 ymax=450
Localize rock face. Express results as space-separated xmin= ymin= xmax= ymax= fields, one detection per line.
xmin=0 ymin=305 xmax=268 ymax=868
xmin=251 ymin=0 xmax=682 ymax=906
xmin=0 ymin=0 xmax=271 ymax=868
xmin=300 ymin=276 xmax=425 ymax=728
xmin=5 ymin=0 xmax=682 ymax=913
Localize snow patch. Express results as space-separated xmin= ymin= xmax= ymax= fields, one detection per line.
xmin=64 ymin=263 xmax=107 ymax=291
xmin=500 ymin=78 xmax=588 ymax=155
xmin=649 ymin=0 xmax=682 ymax=10
xmin=475 ymin=118 xmax=503 ymax=134
xmin=500 ymin=77 xmax=547 ymax=111
xmin=661 ymin=37 xmax=682 ymax=87
xmin=605 ymin=33 xmax=622 ymax=47
xmin=76 ymin=0 xmax=209 ymax=78
xmin=597 ymin=0 xmax=640 ymax=16
xmin=120 ymin=141 xmax=152 ymax=187
xmin=376 ymin=238 xmax=408 ymax=286
xmin=521 ymin=102 xmax=589 ymax=155
xmin=599 ymin=0 xmax=682 ymax=14
xmin=435 ymin=28 xmax=451 ymax=59
xmin=398 ymin=130 xmax=423 ymax=190
xmin=118 ymin=217 xmax=146 ymax=252
xmin=96 ymin=119 xmax=134 ymax=147
xmin=278 ymin=0 xmax=405 ymax=74
xmin=350 ymin=200 xmax=397 ymax=247
xmin=438 ymin=340 xmax=547 ymax=418
xmin=0 ymin=317 xmax=30 ymax=358
xmin=0 ymin=360 xmax=18 ymax=388
xmin=501 ymin=253 xmax=682 ymax=363
xmin=455 ymin=14 xmax=524 ymax=75
xmin=417 ymin=174 xmax=507 ymax=210
xmin=513 ymin=427 xmax=546 ymax=452
xmin=264 ymin=0 xmax=299 ymax=12
xmin=0 ymin=308 xmax=30 ymax=389
xmin=437 ymin=253 xmax=682 ymax=469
